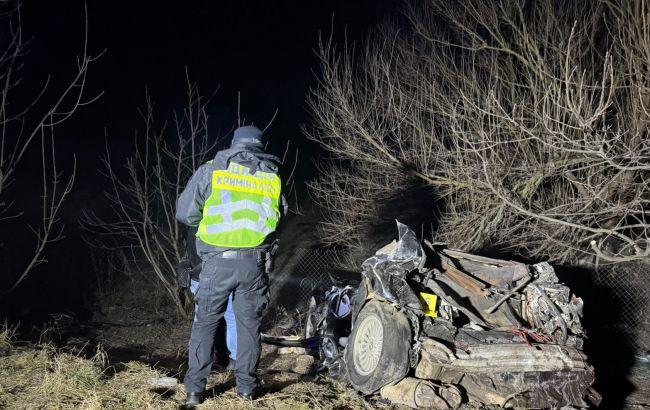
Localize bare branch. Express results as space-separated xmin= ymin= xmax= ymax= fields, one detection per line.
xmin=1 ymin=1 xmax=96 ymax=291
xmin=308 ymin=0 xmax=650 ymax=264
xmin=80 ymin=82 xmax=222 ymax=317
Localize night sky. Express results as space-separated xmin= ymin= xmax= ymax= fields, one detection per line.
xmin=3 ymin=0 xmax=395 ymax=317
xmin=11 ymin=0 xmax=397 ymax=233
xmin=21 ymin=1 xmax=394 ymax=178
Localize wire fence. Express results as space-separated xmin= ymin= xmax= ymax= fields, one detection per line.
xmin=287 ymin=248 xmax=649 ymax=353
xmin=594 ymin=261 xmax=649 ymax=353
xmin=291 ymin=248 xmax=347 ymax=303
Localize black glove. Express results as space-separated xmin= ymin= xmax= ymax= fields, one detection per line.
xmin=265 ymin=240 xmax=280 ymax=274
xmin=188 ymin=264 xmax=202 ymax=282
xmin=176 ymin=259 xmax=192 ymax=288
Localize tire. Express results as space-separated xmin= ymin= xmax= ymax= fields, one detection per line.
xmin=304 ymin=296 xmax=320 ymax=338
xmin=345 ymin=299 xmax=412 ymax=394
xmin=260 ymin=334 xmax=309 ymax=347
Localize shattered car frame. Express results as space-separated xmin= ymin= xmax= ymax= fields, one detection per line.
xmin=340 ymin=222 xmax=600 ymax=409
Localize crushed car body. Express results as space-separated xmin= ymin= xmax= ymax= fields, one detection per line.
xmin=342 ymin=221 xmax=600 ymax=408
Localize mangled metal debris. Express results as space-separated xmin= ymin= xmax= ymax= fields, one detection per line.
xmin=345 ymin=221 xmax=601 ymax=408
xmin=264 ymin=221 xmax=600 ymax=408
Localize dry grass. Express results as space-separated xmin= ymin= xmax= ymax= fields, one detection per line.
xmin=0 ymin=325 xmax=386 ymax=410
xmin=193 ymin=371 xmax=378 ymax=410
xmin=0 ymin=321 xmax=16 ymax=355
xmin=0 ymin=347 xmax=375 ymax=410
xmin=0 ymin=334 xmax=179 ymax=409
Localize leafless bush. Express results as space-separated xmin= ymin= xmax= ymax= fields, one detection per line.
xmin=0 ymin=3 xmax=99 ymax=291
xmin=307 ymin=0 xmax=650 ymax=264
xmin=81 ymin=77 xmax=220 ymax=317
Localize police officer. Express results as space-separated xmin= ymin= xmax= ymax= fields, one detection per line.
xmin=176 ymin=125 xmax=286 ymax=406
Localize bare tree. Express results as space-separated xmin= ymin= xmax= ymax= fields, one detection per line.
xmin=1 ymin=3 xmax=99 ymax=291
xmin=81 ymin=77 xmax=220 ymax=317
xmin=307 ymin=0 xmax=649 ymax=264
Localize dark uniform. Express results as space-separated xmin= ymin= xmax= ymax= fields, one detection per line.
xmin=176 ymin=126 xmax=286 ymax=404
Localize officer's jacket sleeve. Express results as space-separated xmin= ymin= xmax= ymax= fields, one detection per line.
xmin=176 ymin=164 xmax=212 ymax=227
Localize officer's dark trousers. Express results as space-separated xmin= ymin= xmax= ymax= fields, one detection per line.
xmin=184 ymin=253 xmax=268 ymax=394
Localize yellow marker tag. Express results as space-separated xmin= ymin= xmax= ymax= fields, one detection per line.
xmin=419 ymin=292 xmax=438 ymax=317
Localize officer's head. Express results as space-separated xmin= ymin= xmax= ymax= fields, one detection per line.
xmin=231 ymin=125 xmax=264 ymax=149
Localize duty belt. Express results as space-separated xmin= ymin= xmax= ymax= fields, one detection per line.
xmin=216 ymin=249 xmax=265 ymax=260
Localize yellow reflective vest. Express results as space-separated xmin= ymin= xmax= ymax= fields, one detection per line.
xmin=198 ymin=161 xmax=281 ymax=248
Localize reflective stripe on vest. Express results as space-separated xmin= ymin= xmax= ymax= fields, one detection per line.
xmin=198 ymin=161 xmax=281 ymax=248
xmin=204 ymin=220 xmax=275 ymax=235
xmin=206 ymin=199 xmax=279 ymax=221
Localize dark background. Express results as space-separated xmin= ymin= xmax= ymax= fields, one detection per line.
xmin=21 ymin=0 xmax=395 ymax=181
xmin=2 ymin=0 xmax=395 ymax=320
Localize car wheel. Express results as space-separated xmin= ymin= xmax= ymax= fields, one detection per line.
xmin=345 ymin=299 xmax=412 ymax=394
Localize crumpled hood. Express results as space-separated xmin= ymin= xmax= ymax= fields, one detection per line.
xmin=212 ymin=145 xmax=281 ymax=174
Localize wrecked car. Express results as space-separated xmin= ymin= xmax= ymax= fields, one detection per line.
xmin=337 ymin=222 xmax=600 ymax=409
xmin=265 ymin=222 xmax=600 ymax=408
